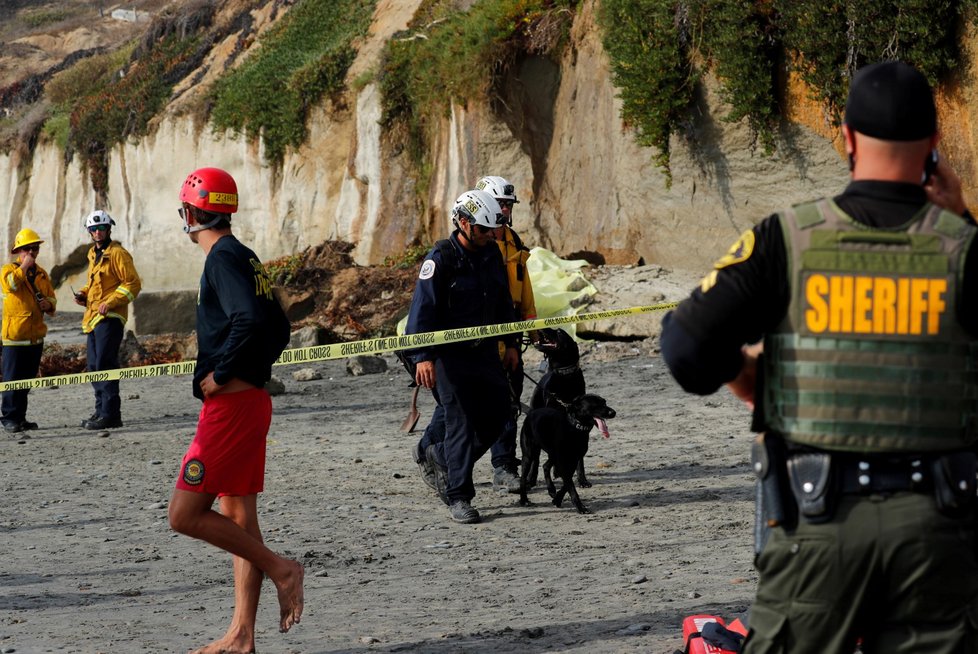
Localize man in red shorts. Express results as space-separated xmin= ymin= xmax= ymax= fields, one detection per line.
xmin=167 ymin=166 xmax=303 ymax=653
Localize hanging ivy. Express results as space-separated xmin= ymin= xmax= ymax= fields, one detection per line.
xmin=599 ymin=0 xmax=978 ymax=179
xmin=597 ymin=0 xmax=697 ymax=185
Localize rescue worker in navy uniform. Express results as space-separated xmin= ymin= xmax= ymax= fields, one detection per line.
xmin=412 ymin=176 xmax=535 ymax=494
xmin=407 ymin=189 xmax=519 ymax=524
xmin=661 ymin=61 xmax=978 ymax=653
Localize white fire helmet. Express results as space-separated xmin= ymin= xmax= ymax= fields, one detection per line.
xmin=84 ymin=210 xmax=116 ymax=229
xmin=451 ymin=190 xmax=505 ymax=229
xmin=475 ymin=175 xmax=518 ymax=204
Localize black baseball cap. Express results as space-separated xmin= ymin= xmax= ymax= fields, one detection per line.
xmin=844 ymin=61 xmax=936 ymax=141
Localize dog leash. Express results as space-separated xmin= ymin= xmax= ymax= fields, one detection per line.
xmin=521 ymin=369 xmax=573 ymax=411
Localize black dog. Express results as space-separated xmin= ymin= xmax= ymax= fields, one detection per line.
xmin=529 ymin=328 xmax=600 ymax=487
xmin=518 ymin=393 xmax=616 ymax=514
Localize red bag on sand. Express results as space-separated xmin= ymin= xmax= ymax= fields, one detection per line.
xmin=680 ymin=614 xmax=745 ymax=654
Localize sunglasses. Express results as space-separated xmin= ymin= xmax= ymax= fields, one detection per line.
xmin=498 ymin=200 xmax=514 ymax=209
xmin=19 ymin=245 xmax=40 ymax=253
xmin=88 ymin=225 xmax=109 ymax=233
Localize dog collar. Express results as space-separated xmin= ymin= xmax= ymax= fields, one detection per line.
xmin=566 ymin=414 xmax=590 ymax=432
xmin=552 ymin=364 xmax=580 ymax=376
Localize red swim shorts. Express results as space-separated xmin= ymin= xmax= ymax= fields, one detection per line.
xmin=175 ymin=387 xmax=272 ymax=496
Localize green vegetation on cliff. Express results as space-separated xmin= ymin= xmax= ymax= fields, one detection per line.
xmin=6 ymin=0 xmax=978 ymax=200
xmin=36 ymin=1 xmax=219 ymax=197
xmin=378 ymin=0 xmax=578 ymax=197
xmin=209 ymin=0 xmax=375 ymax=163
xmin=598 ymin=0 xmax=977 ymax=180
xmin=12 ymin=0 xmax=372 ymax=197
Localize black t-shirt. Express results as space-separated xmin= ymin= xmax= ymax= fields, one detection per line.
xmin=193 ymin=235 xmax=290 ymax=400
xmin=661 ymin=181 xmax=978 ymax=395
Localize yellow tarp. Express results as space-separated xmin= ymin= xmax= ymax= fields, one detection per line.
xmin=524 ymin=247 xmax=595 ymax=338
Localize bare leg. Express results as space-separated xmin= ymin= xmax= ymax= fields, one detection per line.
xmin=187 ymin=495 xmax=264 ymax=654
xmin=169 ymin=489 xmax=304 ymax=637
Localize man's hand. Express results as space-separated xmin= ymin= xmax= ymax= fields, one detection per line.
xmin=925 ymin=157 xmax=968 ymax=216
xmin=415 ymin=360 xmax=436 ymax=389
xmin=198 ymin=371 xmax=225 ymax=398
xmin=73 ymin=292 xmax=87 ymax=307
xmin=502 ymin=346 xmax=519 ymax=371
xmin=38 ymin=299 xmax=53 ymax=313
xmin=725 ymin=342 xmax=763 ymax=410
xmin=97 ymin=302 xmax=109 ymax=316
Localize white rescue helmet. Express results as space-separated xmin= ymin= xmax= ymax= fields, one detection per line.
xmin=85 ymin=210 xmax=115 ymax=229
xmin=451 ymin=190 xmax=505 ymax=230
xmin=475 ymin=175 xmax=518 ymax=204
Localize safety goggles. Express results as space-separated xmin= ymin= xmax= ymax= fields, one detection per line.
xmin=87 ymin=224 xmax=109 ymax=233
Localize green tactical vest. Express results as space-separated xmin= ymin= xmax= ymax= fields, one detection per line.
xmin=762 ymin=199 xmax=978 ymax=453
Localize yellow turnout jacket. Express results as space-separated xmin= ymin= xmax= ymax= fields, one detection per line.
xmin=79 ymin=240 xmax=141 ymax=333
xmin=1 ymin=262 xmax=56 ymax=345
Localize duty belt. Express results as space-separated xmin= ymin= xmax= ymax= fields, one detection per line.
xmin=834 ymin=456 xmax=934 ymax=494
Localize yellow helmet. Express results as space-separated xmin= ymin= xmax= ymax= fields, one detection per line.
xmin=12 ymin=228 xmax=43 ymax=253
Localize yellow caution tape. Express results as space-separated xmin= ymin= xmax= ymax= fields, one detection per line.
xmin=0 ymin=302 xmax=678 ymax=392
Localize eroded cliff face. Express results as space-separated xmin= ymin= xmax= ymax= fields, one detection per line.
xmin=3 ymin=0 xmax=976 ymax=317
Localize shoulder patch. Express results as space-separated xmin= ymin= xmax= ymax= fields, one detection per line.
xmin=713 ymin=230 xmax=755 ymax=269
xmin=419 ymin=259 xmax=436 ymax=280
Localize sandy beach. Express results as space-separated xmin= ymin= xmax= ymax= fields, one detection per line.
xmin=0 ymin=326 xmax=758 ymax=654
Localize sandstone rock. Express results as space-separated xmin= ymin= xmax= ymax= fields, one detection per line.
xmin=346 ymin=355 xmax=388 ymax=376
xmin=131 ymin=291 xmax=197 ymax=335
xmin=292 ymin=368 xmax=323 ymax=382
xmin=274 ymin=287 xmax=315 ymax=321
xmin=289 ymin=325 xmax=326 ymax=349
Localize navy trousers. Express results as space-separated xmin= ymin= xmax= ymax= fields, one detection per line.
xmin=425 ymin=347 xmax=510 ymax=502
xmin=87 ymin=318 xmax=123 ymax=419
xmin=419 ymin=353 xmax=522 ymax=474
xmin=1 ymin=343 xmax=43 ymax=426
xmin=490 ymin=355 xmax=523 ymax=472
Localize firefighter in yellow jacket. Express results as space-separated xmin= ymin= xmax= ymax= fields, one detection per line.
xmin=74 ymin=210 xmax=141 ymax=430
xmin=478 ymin=175 xmax=537 ymax=491
xmin=1 ymin=228 xmax=56 ymax=433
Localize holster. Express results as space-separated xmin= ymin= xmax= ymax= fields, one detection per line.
xmin=931 ymin=451 xmax=977 ymax=518
xmin=752 ymin=433 xmax=796 ymax=553
xmin=786 ymin=452 xmax=835 ymax=523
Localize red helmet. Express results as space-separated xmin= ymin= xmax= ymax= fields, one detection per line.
xmin=180 ymin=167 xmax=238 ymax=214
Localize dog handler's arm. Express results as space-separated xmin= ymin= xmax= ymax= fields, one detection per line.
xmin=502 ymin=346 xmax=519 ymax=371
xmin=415 ymin=360 xmax=436 ymax=389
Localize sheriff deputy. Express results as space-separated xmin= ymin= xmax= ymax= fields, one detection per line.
xmin=661 ymin=61 xmax=978 ymax=653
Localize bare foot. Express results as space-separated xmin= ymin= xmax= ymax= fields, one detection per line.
xmin=188 ymin=636 xmax=255 ymax=654
xmin=276 ymin=560 xmax=304 ymax=632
